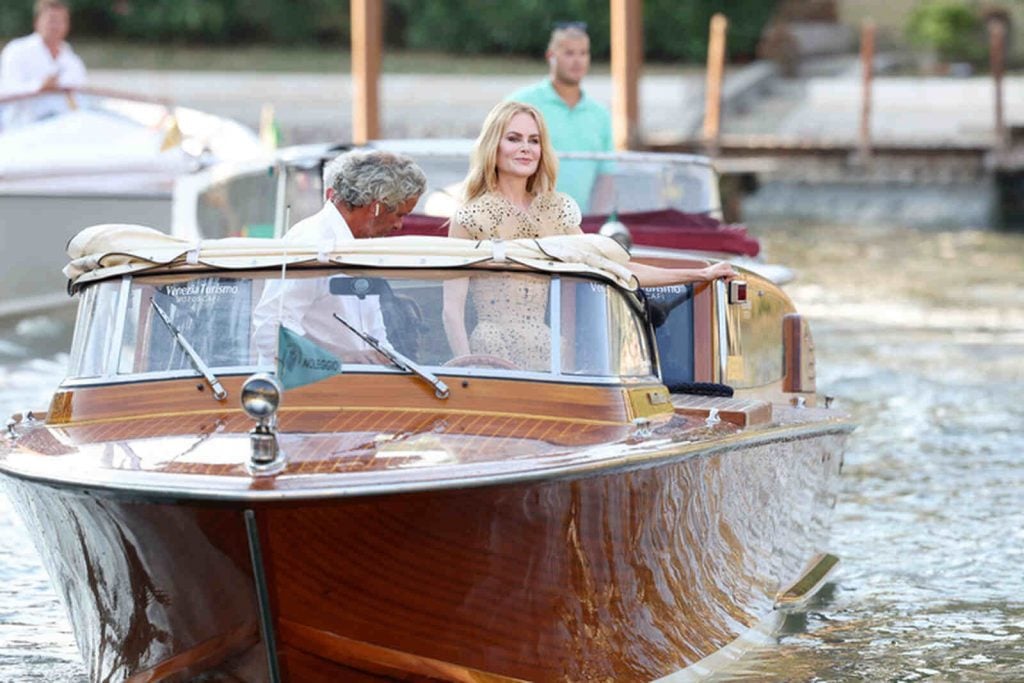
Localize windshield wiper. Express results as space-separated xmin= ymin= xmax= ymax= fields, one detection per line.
xmin=150 ymin=298 xmax=228 ymax=401
xmin=332 ymin=313 xmax=450 ymax=400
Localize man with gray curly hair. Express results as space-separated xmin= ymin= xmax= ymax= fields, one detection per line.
xmin=285 ymin=149 xmax=427 ymax=243
xmin=254 ymin=149 xmax=426 ymax=365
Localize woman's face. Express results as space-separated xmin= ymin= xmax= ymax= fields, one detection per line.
xmin=496 ymin=112 xmax=541 ymax=180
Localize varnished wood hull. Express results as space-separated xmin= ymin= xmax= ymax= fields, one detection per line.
xmin=3 ymin=419 xmax=845 ymax=681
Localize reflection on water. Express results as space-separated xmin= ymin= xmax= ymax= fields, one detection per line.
xmin=0 ymin=224 xmax=1022 ymax=681
xmin=0 ymin=307 xmax=87 ymax=682
xmin=719 ymin=223 xmax=1024 ymax=682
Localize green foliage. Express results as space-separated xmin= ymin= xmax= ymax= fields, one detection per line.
xmin=1 ymin=0 xmax=347 ymax=44
xmin=86 ymin=0 xmax=346 ymax=45
xmin=644 ymin=1 xmax=776 ymax=61
xmin=2 ymin=0 xmax=778 ymax=61
xmin=235 ymin=0 xmax=345 ymax=44
xmin=387 ymin=0 xmax=775 ymax=60
xmin=905 ymin=0 xmax=984 ymax=62
xmin=386 ymin=0 xmax=600 ymax=55
xmin=108 ymin=1 xmax=230 ymax=42
xmin=0 ymin=3 xmax=32 ymax=39
xmin=386 ymin=0 xmax=773 ymax=60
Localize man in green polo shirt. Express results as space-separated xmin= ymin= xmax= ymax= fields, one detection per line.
xmin=508 ymin=23 xmax=615 ymax=214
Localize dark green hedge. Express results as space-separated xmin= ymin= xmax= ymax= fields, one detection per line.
xmin=388 ymin=0 xmax=777 ymax=61
xmin=1 ymin=0 xmax=345 ymax=44
xmin=2 ymin=0 xmax=778 ymax=62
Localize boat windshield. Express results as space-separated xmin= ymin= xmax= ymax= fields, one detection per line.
xmin=180 ymin=148 xmax=721 ymax=240
xmin=66 ymin=269 xmax=654 ymax=384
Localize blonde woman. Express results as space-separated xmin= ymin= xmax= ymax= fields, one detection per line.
xmin=449 ymin=100 xmax=578 ymax=242
xmin=443 ymin=101 xmax=735 ymax=368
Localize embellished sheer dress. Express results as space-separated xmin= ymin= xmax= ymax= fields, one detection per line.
xmin=451 ymin=191 xmax=581 ymax=370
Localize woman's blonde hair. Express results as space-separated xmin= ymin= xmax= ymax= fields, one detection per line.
xmin=463 ymin=101 xmax=558 ymax=203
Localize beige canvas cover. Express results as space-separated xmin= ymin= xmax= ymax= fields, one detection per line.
xmin=64 ymin=223 xmax=637 ymax=292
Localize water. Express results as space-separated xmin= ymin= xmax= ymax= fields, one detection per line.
xmin=724 ymin=223 xmax=1024 ymax=681
xmin=0 ymin=223 xmax=1022 ymax=681
xmin=0 ymin=308 xmax=88 ymax=682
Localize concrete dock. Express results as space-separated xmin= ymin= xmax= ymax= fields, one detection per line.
xmin=85 ymin=58 xmax=1024 ymax=229
xmin=86 ymin=58 xmax=1024 ymax=146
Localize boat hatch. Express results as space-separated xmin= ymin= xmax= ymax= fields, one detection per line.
xmin=64 ymin=268 xmax=657 ymax=387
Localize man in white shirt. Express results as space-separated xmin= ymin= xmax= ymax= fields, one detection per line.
xmin=252 ymin=149 xmax=427 ymax=365
xmin=0 ymin=0 xmax=87 ymax=128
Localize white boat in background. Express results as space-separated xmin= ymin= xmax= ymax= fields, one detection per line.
xmin=0 ymin=87 xmax=268 ymax=317
xmin=172 ymin=140 xmax=794 ymax=285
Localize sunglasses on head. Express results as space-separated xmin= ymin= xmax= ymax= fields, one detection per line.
xmin=553 ymin=20 xmax=587 ymax=31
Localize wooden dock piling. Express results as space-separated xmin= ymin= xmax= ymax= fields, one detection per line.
xmin=989 ymin=20 xmax=1007 ymax=151
xmin=703 ymin=14 xmax=728 ymax=157
xmin=858 ymin=20 xmax=875 ymax=163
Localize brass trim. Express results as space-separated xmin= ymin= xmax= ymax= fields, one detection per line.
xmin=1 ymin=419 xmax=855 ymax=503
xmin=124 ymin=621 xmax=259 ymax=682
xmin=624 ymin=386 xmax=674 ymax=421
xmin=279 ymin=619 xmax=529 ymax=682
xmin=775 ymin=552 xmax=839 ymax=607
xmin=47 ymin=391 xmax=72 ymax=424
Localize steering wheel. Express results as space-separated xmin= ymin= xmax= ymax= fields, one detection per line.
xmin=443 ymin=354 xmax=519 ymax=371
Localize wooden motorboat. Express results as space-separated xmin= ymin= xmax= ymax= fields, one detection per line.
xmin=171 ymin=141 xmax=791 ymax=283
xmin=0 ymin=87 xmax=268 ymax=316
xmin=0 ymin=223 xmax=851 ymax=682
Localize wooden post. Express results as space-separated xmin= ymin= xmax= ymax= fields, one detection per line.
xmin=858 ymin=20 xmax=875 ymax=162
xmin=702 ymin=13 xmax=727 ymax=155
xmin=610 ymin=0 xmax=641 ymax=151
xmin=351 ymin=0 xmax=381 ymax=145
xmin=989 ymin=20 xmax=1007 ymax=151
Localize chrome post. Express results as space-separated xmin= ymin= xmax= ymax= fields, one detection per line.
xmin=705 ymin=407 xmax=721 ymax=427
xmin=248 ymin=422 xmax=284 ymax=475
xmin=632 ymin=417 xmax=652 ymax=439
xmin=240 ymin=373 xmax=286 ymax=476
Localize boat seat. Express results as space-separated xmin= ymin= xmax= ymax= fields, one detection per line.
xmin=671 ymin=394 xmax=772 ymax=427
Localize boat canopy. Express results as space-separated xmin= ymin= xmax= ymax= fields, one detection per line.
xmin=64 ymin=223 xmax=638 ymax=293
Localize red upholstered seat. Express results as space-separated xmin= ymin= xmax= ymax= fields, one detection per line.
xmin=399 ymin=208 xmax=760 ymax=258
xmin=581 ymin=209 xmax=759 ymax=257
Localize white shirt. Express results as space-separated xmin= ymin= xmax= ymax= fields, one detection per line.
xmin=252 ymin=202 xmax=389 ymax=364
xmin=283 ymin=200 xmax=354 ymax=246
xmin=0 ymin=33 xmax=87 ymax=127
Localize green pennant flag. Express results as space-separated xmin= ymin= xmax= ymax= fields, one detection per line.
xmin=277 ymin=325 xmax=343 ymax=390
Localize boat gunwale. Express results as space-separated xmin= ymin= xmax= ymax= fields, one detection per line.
xmin=0 ymin=417 xmax=855 ymax=504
